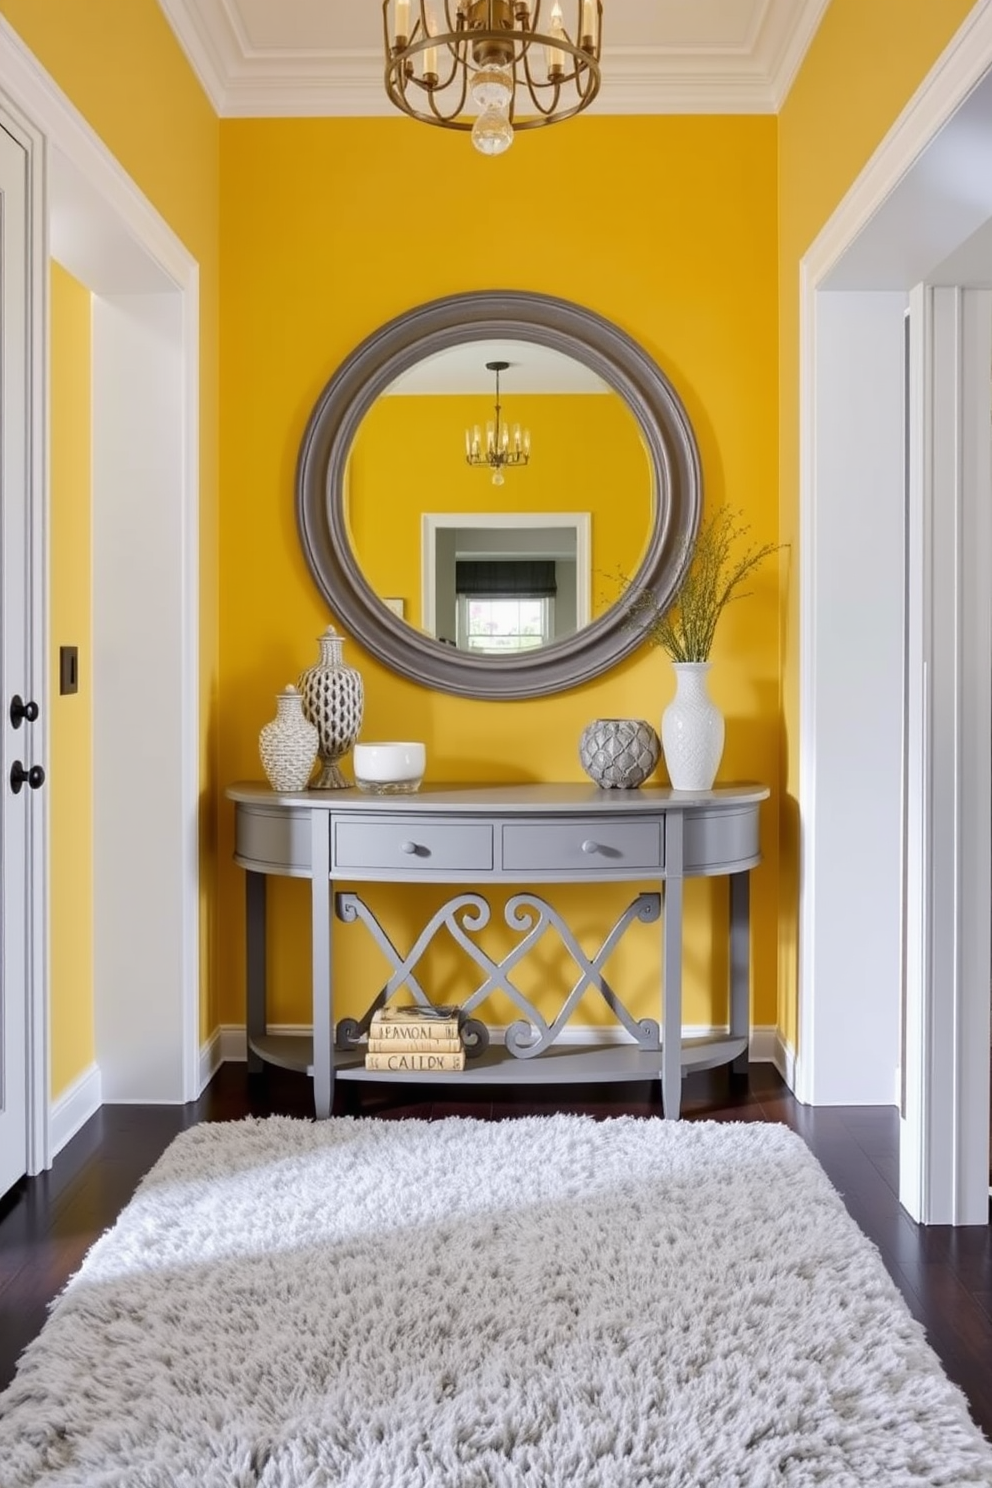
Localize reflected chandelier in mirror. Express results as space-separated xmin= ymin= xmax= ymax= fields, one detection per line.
xmin=295 ymin=291 xmax=703 ymax=700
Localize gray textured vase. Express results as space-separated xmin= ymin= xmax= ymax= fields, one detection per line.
xmin=579 ymin=718 xmax=661 ymax=789
xmin=298 ymin=626 xmax=365 ymax=789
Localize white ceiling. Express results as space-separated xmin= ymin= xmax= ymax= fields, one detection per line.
xmin=156 ymin=0 xmax=829 ymax=117
xmin=387 ymin=341 xmax=610 ymax=395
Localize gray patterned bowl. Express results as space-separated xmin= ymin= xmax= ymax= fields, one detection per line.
xmin=579 ymin=718 xmax=661 ymax=789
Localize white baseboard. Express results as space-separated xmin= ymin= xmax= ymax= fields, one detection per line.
xmin=749 ymin=1027 xmax=796 ymax=1088
xmin=49 ymin=1062 xmax=102 ymax=1157
xmin=198 ymin=1027 xmax=223 ymax=1095
xmin=217 ymin=1022 xmax=789 ymax=1062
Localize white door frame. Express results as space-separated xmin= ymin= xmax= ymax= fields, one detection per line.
xmin=0 ymin=18 xmax=201 ymax=1164
xmin=0 ymin=100 xmax=47 ymax=1182
xmin=799 ymin=4 xmax=992 ymax=1222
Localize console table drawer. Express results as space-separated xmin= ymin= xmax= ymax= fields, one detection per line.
xmin=501 ymin=820 xmax=663 ymax=873
xmin=333 ymin=817 xmax=494 ymax=873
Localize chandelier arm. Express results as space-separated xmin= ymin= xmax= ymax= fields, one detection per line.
xmin=441 ymin=0 xmax=465 ymax=32
xmin=521 ymin=46 xmax=560 ymax=111
xmin=426 ymin=46 xmax=465 ymax=100
xmin=575 ymin=58 xmax=597 ymax=102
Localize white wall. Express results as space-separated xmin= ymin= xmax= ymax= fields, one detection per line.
xmin=798 ymin=290 xmax=907 ymax=1105
xmin=92 ymin=292 xmax=196 ymax=1101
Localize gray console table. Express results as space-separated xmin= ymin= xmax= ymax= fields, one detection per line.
xmin=226 ymin=781 xmax=769 ymax=1120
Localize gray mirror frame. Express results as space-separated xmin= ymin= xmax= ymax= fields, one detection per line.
xmin=296 ymin=290 xmax=702 ymax=700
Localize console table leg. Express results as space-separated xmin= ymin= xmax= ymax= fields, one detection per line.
xmin=310 ymin=810 xmax=334 ymax=1119
xmin=245 ymin=871 xmax=266 ymax=1075
xmin=729 ymin=871 xmax=751 ymax=1075
xmin=662 ymin=814 xmax=684 ymax=1120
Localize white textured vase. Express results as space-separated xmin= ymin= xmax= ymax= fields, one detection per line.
xmin=298 ymin=626 xmax=365 ymax=789
xmin=259 ymin=685 xmax=319 ymax=793
xmin=661 ymin=662 xmax=725 ymax=791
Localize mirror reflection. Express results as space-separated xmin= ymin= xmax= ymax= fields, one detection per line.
xmin=344 ymin=339 xmax=655 ymax=653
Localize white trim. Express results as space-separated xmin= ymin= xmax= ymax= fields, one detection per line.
xmin=801 ymin=0 xmax=992 ymax=287
xmin=767 ymin=0 xmax=831 ymax=111
xmin=49 ymin=1062 xmax=102 ymax=1157
xmin=795 ymin=253 xmax=817 ymax=1109
xmin=179 ymin=273 xmax=201 ymax=1103
xmin=155 ymin=0 xmax=229 ymax=115
xmin=901 ymin=286 xmax=992 ymax=1224
xmin=199 ymin=1027 xmax=223 ymax=1094
xmin=748 ymin=1026 xmax=795 ymax=1085
xmin=215 ymin=53 xmax=784 ymax=120
xmin=0 ymin=19 xmax=195 ymax=291
xmin=0 ymin=92 xmax=49 ymax=1179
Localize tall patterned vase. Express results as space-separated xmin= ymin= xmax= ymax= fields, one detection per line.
xmin=259 ymin=685 xmax=319 ymax=792
xmin=298 ymin=626 xmax=365 ymax=789
xmin=661 ymin=662 xmax=725 ymax=791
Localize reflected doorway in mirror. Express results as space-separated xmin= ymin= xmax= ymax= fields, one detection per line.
xmin=421 ymin=511 xmax=590 ymax=652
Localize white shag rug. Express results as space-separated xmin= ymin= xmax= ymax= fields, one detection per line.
xmin=2 ymin=1116 xmax=991 ymax=1488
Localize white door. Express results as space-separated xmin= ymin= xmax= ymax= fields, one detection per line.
xmin=0 ymin=120 xmax=37 ymax=1197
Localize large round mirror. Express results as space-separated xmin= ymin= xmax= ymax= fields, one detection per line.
xmin=296 ymin=292 xmax=702 ymax=699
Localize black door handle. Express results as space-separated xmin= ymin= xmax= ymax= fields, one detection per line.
xmin=9 ymin=695 xmax=39 ymax=729
xmin=10 ymin=761 xmax=45 ymax=794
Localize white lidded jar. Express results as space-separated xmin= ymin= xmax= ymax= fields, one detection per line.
xmin=259 ymin=685 xmax=319 ymax=792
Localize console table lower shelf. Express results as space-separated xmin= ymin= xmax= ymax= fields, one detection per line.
xmin=248 ymin=1034 xmax=751 ymax=1085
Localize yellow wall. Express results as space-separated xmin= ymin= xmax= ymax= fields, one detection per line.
xmin=49 ymin=264 xmax=94 ymax=1098
xmin=0 ymin=0 xmax=222 ymax=1047
xmin=19 ymin=0 xmax=968 ymax=1072
xmin=775 ymin=0 xmax=979 ymax=1048
xmin=219 ymin=115 xmax=780 ymax=1034
xmin=349 ymin=391 xmax=653 ymax=628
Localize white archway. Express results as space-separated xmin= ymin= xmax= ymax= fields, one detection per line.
xmin=799 ymin=5 xmax=992 ymax=1223
xmin=0 ymin=17 xmax=201 ymax=1164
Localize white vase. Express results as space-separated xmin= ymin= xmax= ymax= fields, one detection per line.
xmin=661 ymin=662 xmax=725 ymax=791
xmin=259 ymin=685 xmax=319 ymax=792
xmin=298 ymin=626 xmax=365 ymax=789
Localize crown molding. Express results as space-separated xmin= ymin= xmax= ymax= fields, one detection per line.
xmin=218 ymin=51 xmax=782 ymax=120
xmin=157 ymin=0 xmax=230 ymax=113
xmin=767 ymin=0 xmax=832 ymax=109
xmin=158 ymin=0 xmax=828 ymax=119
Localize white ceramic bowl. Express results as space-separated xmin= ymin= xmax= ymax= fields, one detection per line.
xmin=353 ymin=741 xmax=426 ymax=794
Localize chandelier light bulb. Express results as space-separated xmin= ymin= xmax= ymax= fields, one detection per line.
xmin=470 ymin=66 xmax=513 ymax=112
xmin=472 ymin=106 xmax=514 ymax=156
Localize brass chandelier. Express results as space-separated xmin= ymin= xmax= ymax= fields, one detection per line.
xmin=465 ymin=361 xmax=530 ymax=485
xmin=383 ymin=0 xmax=603 ymax=157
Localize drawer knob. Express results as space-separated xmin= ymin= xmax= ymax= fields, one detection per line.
xmin=400 ymin=840 xmax=419 ymax=855
xmin=581 ymin=839 xmax=599 ymax=855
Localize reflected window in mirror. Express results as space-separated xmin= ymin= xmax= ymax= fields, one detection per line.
xmin=454 ymin=558 xmax=559 ymax=652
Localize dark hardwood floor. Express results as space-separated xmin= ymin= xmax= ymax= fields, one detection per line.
xmin=2 ymin=1060 xmax=991 ymax=1441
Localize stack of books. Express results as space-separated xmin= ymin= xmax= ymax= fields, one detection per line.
xmin=365 ymin=1004 xmax=465 ymax=1072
